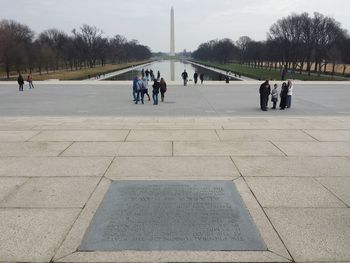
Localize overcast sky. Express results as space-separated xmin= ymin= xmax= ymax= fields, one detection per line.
xmin=1 ymin=0 xmax=349 ymax=52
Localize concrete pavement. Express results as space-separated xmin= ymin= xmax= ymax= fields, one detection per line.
xmin=1 ymin=81 xmax=350 ymax=117
xmin=0 ymin=116 xmax=349 ymax=262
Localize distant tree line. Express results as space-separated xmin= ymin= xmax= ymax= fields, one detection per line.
xmin=192 ymin=12 xmax=350 ymax=76
xmin=0 ymin=20 xmax=152 ymax=79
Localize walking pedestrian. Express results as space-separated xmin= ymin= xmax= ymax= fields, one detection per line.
xmin=18 ymin=74 xmax=24 ymax=92
xmin=137 ymin=78 xmax=148 ymax=104
xmin=157 ymin=70 xmax=160 ymax=80
xmin=193 ymin=72 xmax=198 ymax=84
xmin=271 ymin=84 xmax=278 ymax=109
xmin=145 ymin=69 xmax=150 ymax=80
xmin=142 ymin=77 xmax=151 ymax=102
xmin=27 ymin=74 xmax=34 ymax=89
xmin=132 ymin=76 xmax=139 ymax=102
xmin=152 ymin=79 xmax=160 ymax=105
xmin=141 ymin=69 xmax=145 ymax=78
xmin=181 ymin=70 xmax=188 ymax=86
xmin=150 ymin=69 xmax=154 ymax=81
xmin=160 ymin=78 xmax=167 ymax=102
xmin=279 ymin=82 xmax=288 ymax=110
xmin=135 ymin=77 xmax=143 ymax=104
xmin=286 ymin=80 xmax=293 ymax=108
xmin=199 ymin=73 xmax=204 ymax=84
xmin=259 ymin=80 xmax=271 ymax=111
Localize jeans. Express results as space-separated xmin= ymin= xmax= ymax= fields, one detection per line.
xmin=153 ymin=92 xmax=158 ymax=105
xmin=135 ymin=90 xmax=146 ymax=104
xmin=133 ymin=89 xmax=138 ymax=101
xmin=19 ymin=84 xmax=23 ymax=91
xmin=28 ymin=81 xmax=34 ymax=89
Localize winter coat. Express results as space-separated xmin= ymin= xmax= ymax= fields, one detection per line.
xmin=259 ymin=83 xmax=271 ymax=97
xmin=271 ymin=88 xmax=278 ymax=101
xmin=160 ymin=81 xmax=167 ymax=93
xmin=152 ymin=81 xmax=160 ymax=94
xmin=18 ymin=75 xmax=24 ymax=85
xmin=133 ymin=77 xmax=139 ymax=91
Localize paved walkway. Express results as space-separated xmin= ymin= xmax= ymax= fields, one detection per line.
xmin=0 ymin=116 xmax=349 ymax=262
xmin=1 ymin=82 xmax=350 ymax=116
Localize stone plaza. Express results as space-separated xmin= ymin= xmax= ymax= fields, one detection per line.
xmin=0 ymin=81 xmax=349 ymax=262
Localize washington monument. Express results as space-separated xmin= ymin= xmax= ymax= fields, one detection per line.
xmin=170 ymin=6 xmax=175 ymax=56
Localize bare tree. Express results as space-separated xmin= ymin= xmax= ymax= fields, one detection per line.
xmin=0 ymin=20 xmax=34 ymax=78
xmin=72 ymin=24 xmax=105 ymax=68
xmin=38 ymin=29 xmax=69 ymax=70
xmin=236 ymin=36 xmax=252 ymax=64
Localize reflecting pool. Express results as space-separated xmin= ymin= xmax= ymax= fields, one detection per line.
xmin=105 ymin=60 xmax=238 ymax=81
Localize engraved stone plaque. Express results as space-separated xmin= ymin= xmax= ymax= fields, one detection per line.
xmin=79 ymin=181 xmax=267 ymax=251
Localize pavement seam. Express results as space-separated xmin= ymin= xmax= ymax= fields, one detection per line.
xmin=123 ymin=129 xmax=132 ymax=142
xmin=269 ymin=141 xmax=288 ymax=157
xmin=301 ymin=130 xmax=320 ymax=142
xmin=101 ymin=156 xmax=116 ymax=180
xmin=51 ymin=173 xmax=113 ymax=262
xmin=24 ymin=130 xmax=42 ymax=142
xmin=49 ymin=208 xmax=83 ymax=262
xmin=57 ymin=141 xmax=75 ymax=157
xmin=229 ymin=156 xmax=243 ymax=179
xmin=214 ymin=129 xmax=222 ymax=141
xmin=313 ymin=177 xmax=350 ymax=208
xmin=0 ymin=177 xmax=30 ymax=206
xmin=240 ymin=176 xmax=295 ymax=262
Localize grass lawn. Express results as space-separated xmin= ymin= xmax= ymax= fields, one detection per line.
xmin=0 ymin=60 xmax=151 ymax=81
xmin=193 ymin=60 xmax=347 ymax=81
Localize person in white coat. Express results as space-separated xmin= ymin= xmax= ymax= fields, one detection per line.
xmin=286 ymin=80 xmax=293 ymax=108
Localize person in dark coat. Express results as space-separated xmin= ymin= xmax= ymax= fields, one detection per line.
xmin=259 ymin=80 xmax=271 ymax=111
xmin=159 ymin=78 xmax=167 ymax=102
xmin=157 ymin=70 xmax=160 ymax=80
xmin=18 ymin=74 xmax=24 ymax=92
xmin=152 ymin=79 xmax=160 ymax=105
xmin=199 ymin=73 xmax=204 ymax=84
xmin=193 ymin=72 xmax=198 ymax=84
xmin=145 ymin=69 xmax=150 ymax=80
xmin=181 ymin=70 xmax=188 ymax=86
xmin=279 ymin=82 xmax=288 ymax=110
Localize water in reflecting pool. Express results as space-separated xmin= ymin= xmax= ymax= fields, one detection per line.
xmin=105 ymin=60 xmax=238 ymax=81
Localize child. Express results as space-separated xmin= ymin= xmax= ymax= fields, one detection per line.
xmin=271 ymin=84 xmax=279 ymax=109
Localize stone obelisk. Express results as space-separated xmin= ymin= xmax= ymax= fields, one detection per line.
xmin=170 ymin=6 xmax=175 ymax=57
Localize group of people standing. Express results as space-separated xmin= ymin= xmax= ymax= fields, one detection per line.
xmin=133 ymin=76 xmax=167 ymax=105
xmin=17 ymin=74 xmax=34 ymax=91
xmin=141 ymin=68 xmax=160 ymax=82
xmin=181 ymin=70 xmax=204 ymax=86
xmin=259 ymin=80 xmax=293 ymax=111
